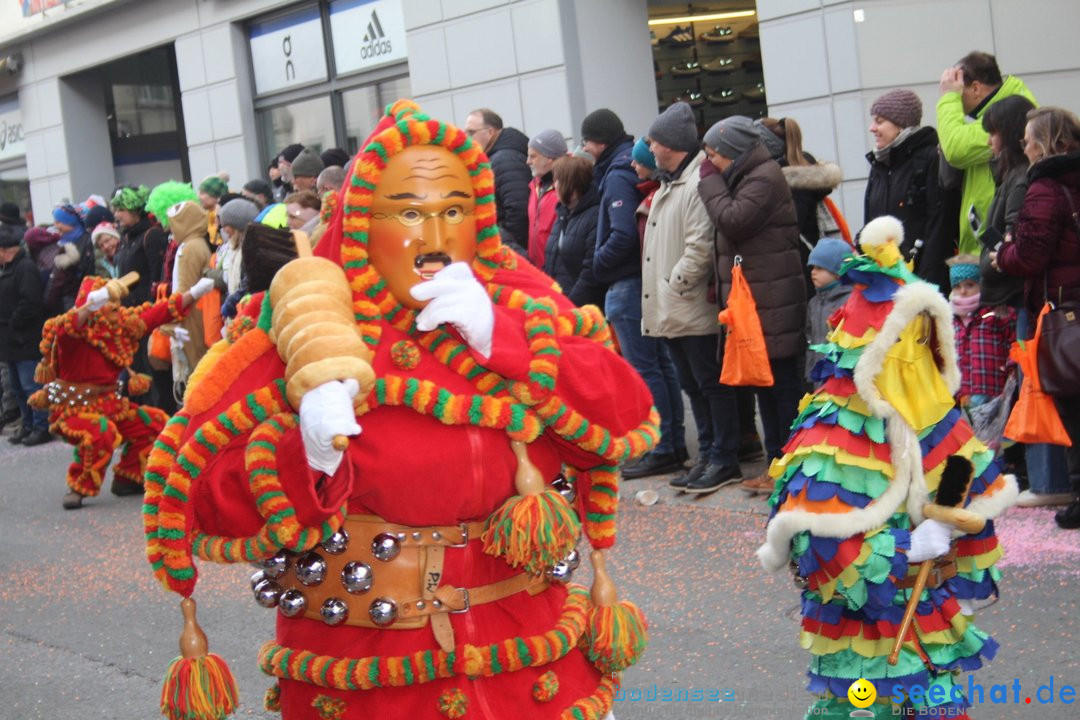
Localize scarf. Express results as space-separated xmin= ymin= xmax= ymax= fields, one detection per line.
xmin=873 ymin=126 xmax=919 ymax=164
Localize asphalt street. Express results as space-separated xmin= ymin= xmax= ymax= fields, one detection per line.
xmin=1 ymin=428 xmax=1077 ymax=719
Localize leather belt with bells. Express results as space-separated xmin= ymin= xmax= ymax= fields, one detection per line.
xmin=271 ymin=514 xmax=548 ymax=652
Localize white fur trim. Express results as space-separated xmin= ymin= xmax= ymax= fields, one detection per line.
xmin=52 ymin=242 xmax=80 ymax=270
xmin=967 ymin=473 xmax=1020 ymax=520
xmin=859 ymin=215 xmax=904 ymax=250
xmin=757 ymin=281 xmax=965 ymax=572
xmin=782 ymin=162 xmax=842 ymax=192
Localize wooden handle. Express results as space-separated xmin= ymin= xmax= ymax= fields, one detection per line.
xmin=922 ymin=504 xmax=986 ymax=535
xmin=332 ymin=435 xmax=349 ymax=452
xmin=888 ymin=560 xmax=934 ymax=665
xmin=118 ymin=271 xmax=140 ymax=288
xmin=590 ymin=550 xmax=617 ymax=608
xmin=178 ymin=597 xmax=209 ymax=659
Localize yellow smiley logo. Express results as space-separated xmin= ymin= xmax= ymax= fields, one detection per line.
xmin=847 ymin=678 xmax=877 ymax=708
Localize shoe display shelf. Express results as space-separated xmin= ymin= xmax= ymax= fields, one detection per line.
xmin=650 ymin=7 xmax=767 ymax=132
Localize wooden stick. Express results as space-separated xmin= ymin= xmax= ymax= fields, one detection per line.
xmin=888 ymin=560 xmax=934 ymax=665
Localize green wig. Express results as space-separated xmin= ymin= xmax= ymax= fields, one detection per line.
xmin=110 ymin=185 xmax=151 ymax=213
xmin=146 ymin=181 xmax=197 ymax=230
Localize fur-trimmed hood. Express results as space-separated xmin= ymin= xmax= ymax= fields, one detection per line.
xmin=782 ymin=161 xmax=842 ymax=192
xmin=52 ymin=241 xmax=81 ymax=270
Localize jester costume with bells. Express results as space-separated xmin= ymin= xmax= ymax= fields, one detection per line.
xmin=31 ymin=274 xmax=210 ymax=509
xmin=144 ymin=100 xmax=658 ymax=720
xmin=756 ymin=216 xmax=1017 ymax=718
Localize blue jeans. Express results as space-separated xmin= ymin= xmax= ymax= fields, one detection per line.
xmin=6 ymin=360 xmax=48 ymax=432
xmin=1016 ymin=308 xmax=1072 ymax=495
xmin=605 ymin=278 xmax=686 ymax=455
xmin=665 ymin=333 xmax=739 ymax=466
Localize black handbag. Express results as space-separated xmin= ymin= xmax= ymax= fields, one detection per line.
xmin=1036 ymin=185 xmax=1080 ymax=397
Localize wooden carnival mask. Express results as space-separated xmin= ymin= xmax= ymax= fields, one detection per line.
xmin=368 ymin=145 xmax=478 ymax=310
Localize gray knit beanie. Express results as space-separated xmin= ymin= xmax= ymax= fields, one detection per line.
xmin=291 ymin=147 xmax=325 ymax=178
xmin=647 ymin=102 xmax=700 ymax=153
xmin=703 ymin=116 xmax=759 ymax=159
xmin=218 ymin=198 xmax=260 ymax=231
xmin=870 ymin=89 xmax=922 ymax=128
xmin=528 ymin=129 xmax=568 ymax=159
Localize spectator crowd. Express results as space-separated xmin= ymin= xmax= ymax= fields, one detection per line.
xmin=1 ymin=50 xmax=1078 ymax=528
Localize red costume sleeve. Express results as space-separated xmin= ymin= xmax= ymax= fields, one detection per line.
xmin=138 ymin=293 xmax=187 ymax=333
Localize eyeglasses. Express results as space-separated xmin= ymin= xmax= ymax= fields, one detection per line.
xmin=371 ymin=205 xmax=472 ymax=227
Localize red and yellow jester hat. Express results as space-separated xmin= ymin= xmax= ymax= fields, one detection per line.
xmin=74 ymin=275 xmax=109 ymax=309
xmin=315 ymin=99 xmax=516 ymax=329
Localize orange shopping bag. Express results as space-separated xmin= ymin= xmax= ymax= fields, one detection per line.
xmin=717 ymin=257 xmax=774 ymax=387
xmin=1004 ymin=304 xmax=1071 ymax=446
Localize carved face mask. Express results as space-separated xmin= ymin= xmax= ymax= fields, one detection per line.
xmin=367 ymin=145 xmax=478 ymax=310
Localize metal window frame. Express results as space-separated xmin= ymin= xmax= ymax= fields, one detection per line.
xmin=248 ymin=0 xmax=409 ymax=166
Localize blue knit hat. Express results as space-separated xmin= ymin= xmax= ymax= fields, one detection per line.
xmin=632 ymin=137 xmax=656 ymax=170
xmin=807 ymin=236 xmax=852 ymax=275
xmin=947 ymin=254 xmax=980 ymax=288
xmin=52 ymin=204 xmax=81 ymax=227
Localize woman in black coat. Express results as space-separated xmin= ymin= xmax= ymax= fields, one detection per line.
xmin=864 ymin=89 xmax=952 ymax=293
xmin=543 ymin=156 xmax=604 ymax=307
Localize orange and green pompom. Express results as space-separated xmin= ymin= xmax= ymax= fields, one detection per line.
xmin=390 ymin=339 xmax=421 ymax=370
xmin=481 ymin=486 xmax=581 ymax=575
xmin=585 ymin=600 xmax=649 ymax=674
xmin=312 ymin=693 xmax=347 ymax=719
xmin=533 ymin=670 xmax=560 ymax=702
xmin=264 ymin=682 xmax=281 ymax=712
xmin=128 ymin=372 xmax=152 ymax=396
xmin=159 ymin=653 xmax=238 ymax=720
xmin=437 ymin=688 xmax=468 ymax=718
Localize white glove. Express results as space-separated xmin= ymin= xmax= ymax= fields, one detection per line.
xmin=189 ymin=277 xmax=216 ymax=300
xmin=300 ymin=379 xmax=362 ymax=476
xmin=956 ymin=598 xmax=975 ymax=616
xmin=907 ymin=519 xmax=953 ymax=563
xmin=173 ymin=326 xmax=191 ymax=347
xmin=410 ymin=262 xmax=495 ymax=358
xmin=85 ymin=287 xmax=110 ymax=311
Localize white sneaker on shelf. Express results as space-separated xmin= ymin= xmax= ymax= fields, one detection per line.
xmin=1015 ymin=489 xmax=1074 ymax=508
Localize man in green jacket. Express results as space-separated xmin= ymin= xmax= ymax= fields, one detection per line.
xmin=937 ymin=51 xmax=1037 ymax=255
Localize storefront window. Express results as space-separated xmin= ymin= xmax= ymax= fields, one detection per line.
xmin=259 ymin=95 xmax=335 ymax=163
xmin=0 ymin=164 xmax=31 ymax=224
xmin=341 ymin=76 xmax=410 ymax=153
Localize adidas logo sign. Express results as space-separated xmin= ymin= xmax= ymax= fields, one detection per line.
xmin=360 ymin=9 xmax=393 ymax=59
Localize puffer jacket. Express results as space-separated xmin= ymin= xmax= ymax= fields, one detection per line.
xmin=864 ymin=125 xmax=952 ymax=294
xmin=543 ymin=186 xmax=603 ymax=307
xmin=699 ymin=144 xmax=807 ymax=359
xmin=998 ymin=150 xmax=1080 ymax=316
xmin=45 ymin=228 xmax=96 ymax=314
xmin=937 ymin=74 xmax=1038 ymax=254
xmin=781 ymin=153 xmax=842 ymax=247
xmin=641 ymin=152 xmax=717 ymax=338
xmin=487 ymin=127 xmax=531 ymax=256
xmin=590 ymin=137 xmax=643 ymax=286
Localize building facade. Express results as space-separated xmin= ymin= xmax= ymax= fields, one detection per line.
xmin=0 ymin=0 xmax=1078 ymax=228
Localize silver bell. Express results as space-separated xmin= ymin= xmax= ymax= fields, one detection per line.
xmin=368 ymin=597 xmax=398 ymax=626
xmin=250 ymin=569 xmax=267 ymax=590
xmin=261 ymin=550 xmax=289 ymax=579
xmin=320 ymin=597 xmax=349 ymax=626
xmin=341 ymin=561 xmax=374 ymax=594
xmin=564 ymin=549 xmax=581 ymax=571
xmin=295 ymin=551 xmax=327 ymax=586
xmin=551 ymin=473 xmax=577 ymax=504
xmin=278 ymin=589 xmax=307 ymax=618
xmin=371 ymin=533 xmax=401 ymax=562
xmin=322 ymin=528 xmax=349 ymax=555
xmin=254 ymin=578 xmax=283 ymax=608
xmin=545 ymin=561 xmax=573 ymax=584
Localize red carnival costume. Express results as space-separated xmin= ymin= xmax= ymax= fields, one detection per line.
xmin=144 ymin=101 xmax=658 ymax=720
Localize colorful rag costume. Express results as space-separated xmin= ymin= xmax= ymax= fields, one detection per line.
xmin=31 ymin=278 xmax=186 ymax=497
xmin=756 ymin=217 xmax=1017 ymax=718
xmin=144 ymin=101 xmax=657 ymax=720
